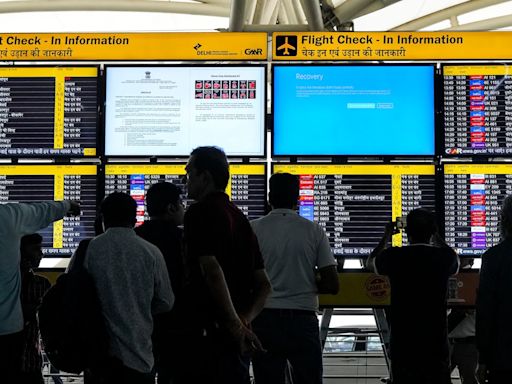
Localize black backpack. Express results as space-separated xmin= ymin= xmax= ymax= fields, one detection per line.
xmin=39 ymin=239 xmax=108 ymax=374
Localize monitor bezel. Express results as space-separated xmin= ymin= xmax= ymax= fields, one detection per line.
xmin=103 ymin=63 xmax=268 ymax=159
xmin=440 ymin=62 xmax=512 ymax=158
xmin=0 ymin=64 xmax=102 ymax=159
xmin=270 ymin=161 xmax=439 ymax=259
xmin=100 ymin=161 xmax=269 ymax=220
xmin=0 ymin=163 xmax=100 ymax=258
xmin=271 ymin=63 xmax=438 ymax=159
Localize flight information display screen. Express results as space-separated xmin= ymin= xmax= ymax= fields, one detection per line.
xmin=105 ymin=66 xmax=265 ymax=157
xmin=0 ymin=67 xmax=99 ymax=157
xmin=104 ymin=163 xmax=267 ymax=224
xmin=273 ymin=65 xmax=435 ymax=156
xmin=0 ymin=165 xmax=97 ymax=257
xmin=443 ymin=65 xmax=512 ymax=156
xmin=443 ymin=164 xmax=512 ymax=255
xmin=273 ymin=164 xmax=436 ymax=257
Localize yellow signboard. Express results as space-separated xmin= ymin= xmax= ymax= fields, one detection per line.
xmin=319 ymin=272 xmax=478 ymax=307
xmin=0 ymin=32 xmax=267 ymax=61
xmin=273 ymin=32 xmax=512 ymax=61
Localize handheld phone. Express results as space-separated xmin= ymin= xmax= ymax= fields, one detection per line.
xmin=395 ymin=217 xmax=405 ymax=231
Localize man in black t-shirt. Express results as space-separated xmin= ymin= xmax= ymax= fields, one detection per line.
xmin=367 ymin=208 xmax=459 ymax=384
xmin=183 ymin=146 xmax=271 ymax=384
xmin=135 ymin=182 xmax=185 ymax=384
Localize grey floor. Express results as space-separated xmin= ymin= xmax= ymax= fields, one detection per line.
xmin=41 ymin=356 xmax=462 ymax=384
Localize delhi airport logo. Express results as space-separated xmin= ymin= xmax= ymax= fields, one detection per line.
xmin=275 ymin=35 xmax=297 ymax=56
xmin=193 ymin=43 xmax=202 ymax=50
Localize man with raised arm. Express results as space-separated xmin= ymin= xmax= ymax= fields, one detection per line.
xmin=367 ymin=208 xmax=459 ymax=384
xmin=0 ymin=199 xmax=80 ymax=383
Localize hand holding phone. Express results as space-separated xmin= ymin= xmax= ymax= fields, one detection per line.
xmin=393 ymin=217 xmax=405 ymax=233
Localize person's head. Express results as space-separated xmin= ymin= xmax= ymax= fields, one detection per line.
xmin=186 ymin=146 xmax=229 ymax=200
xmin=500 ymin=195 xmax=512 ymax=239
xmin=268 ymin=173 xmax=299 ymax=210
xmin=20 ymin=233 xmax=43 ymax=272
xmin=100 ymin=192 xmax=137 ymax=230
xmin=146 ymin=182 xmax=184 ymax=225
xmin=405 ymin=208 xmax=437 ymax=244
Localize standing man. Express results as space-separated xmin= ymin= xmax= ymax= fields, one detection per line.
xmin=183 ymin=146 xmax=271 ymax=384
xmin=476 ymin=195 xmax=512 ymax=383
xmin=367 ymin=208 xmax=459 ymax=384
xmin=135 ymin=182 xmax=185 ymax=384
xmin=83 ymin=192 xmax=174 ymax=384
xmin=250 ymin=172 xmax=339 ymax=384
xmin=0 ymin=199 xmax=80 ymax=383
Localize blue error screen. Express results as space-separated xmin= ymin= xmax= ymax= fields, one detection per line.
xmin=273 ymin=65 xmax=435 ymax=156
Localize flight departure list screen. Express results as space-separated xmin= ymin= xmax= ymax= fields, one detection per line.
xmin=444 ymin=164 xmax=512 ymax=255
xmin=443 ymin=65 xmax=512 ymax=156
xmin=0 ymin=165 xmax=97 ymax=256
xmin=104 ymin=164 xmax=267 ymax=224
xmin=0 ymin=67 xmax=98 ymax=157
xmin=273 ymin=164 xmax=436 ymax=257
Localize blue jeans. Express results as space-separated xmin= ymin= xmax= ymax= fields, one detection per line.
xmin=252 ymin=308 xmax=323 ymax=384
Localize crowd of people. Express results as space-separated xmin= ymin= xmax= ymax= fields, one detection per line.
xmin=0 ymin=146 xmax=338 ymax=384
xmin=0 ymin=145 xmax=510 ymax=384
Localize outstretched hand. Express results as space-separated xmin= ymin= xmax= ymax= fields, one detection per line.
xmin=67 ymin=201 xmax=81 ymax=217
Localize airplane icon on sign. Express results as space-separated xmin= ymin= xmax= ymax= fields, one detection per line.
xmin=277 ymin=37 xmax=296 ymax=55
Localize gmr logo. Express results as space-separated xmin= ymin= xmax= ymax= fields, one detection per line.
xmin=245 ymin=48 xmax=263 ymax=55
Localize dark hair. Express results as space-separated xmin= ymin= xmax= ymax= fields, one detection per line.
xmin=21 ymin=233 xmax=43 ymax=246
xmin=406 ymin=208 xmax=437 ymax=241
xmin=190 ymin=146 xmax=229 ymax=190
xmin=100 ymin=192 xmax=137 ymax=228
xmin=146 ymin=182 xmax=182 ymax=216
xmin=269 ymin=173 xmax=299 ymax=209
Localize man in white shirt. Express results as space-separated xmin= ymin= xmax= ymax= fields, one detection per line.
xmin=250 ymin=172 xmax=339 ymax=384
xmin=0 ymin=200 xmax=80 ymax=383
